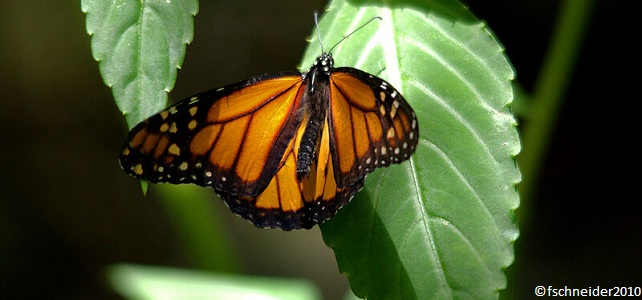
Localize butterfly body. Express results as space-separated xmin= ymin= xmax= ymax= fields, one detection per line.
xmin=296 ymin=54 xmax=333 ymax=179
xmin=120 ymin=53 xmax=418 ymax=230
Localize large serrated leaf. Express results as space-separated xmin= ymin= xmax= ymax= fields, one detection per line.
xmin=302 ymin=0 xmax=521 ymax=299
xmin=82 ymin=0 xmax=198 ymax=128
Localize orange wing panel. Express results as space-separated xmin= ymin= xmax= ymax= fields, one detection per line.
xmin=189 ymin=124 xmax=221 ymax=156
xmin=255 ymin=178 xmax=280 ymax=209
xmin=209 ymin=116 xmax=250 ymax=170
xmin=254 ymin=142 xmax=304 ymax=212
xmin=330 ymin=73 xmax=377 ymax=110
xmin=329 ymin=83 xmax=356 ymax=174
xmin=153 ymin=135 xmax=170 ymax=159
xmin=276 ymin=153 xmax=303 ymax=212
xmin=207 ymin=77 xmax=302 ymax=123
xmin=141 ymin=132 xmax=159 ymax=154
xmin=351 ymin=109 xmax=371 ymax=159
xmin=131 ymin=128 xmax=148 ymax=149
xmin=365 ymin=112 xmax=383 ymax=143
xmin=235 ymin=88 xmax=300 ymax=183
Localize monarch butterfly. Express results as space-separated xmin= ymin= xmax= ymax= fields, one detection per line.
xmin=119 ymin=16 xmax=419 ymax=230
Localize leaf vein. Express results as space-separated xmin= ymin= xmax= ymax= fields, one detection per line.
xmin=409 ymin=156 xmax=453 ymax=298
xmin=420 ymin=138 xmax=501 ymax=240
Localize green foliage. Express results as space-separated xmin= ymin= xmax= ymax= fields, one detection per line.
xmin=82 ymin=0 xmax=556 ymax=298
xmin=82 ymin=0 xmax=198 ymax=128
xmin=306 ymin=1 xmax=520 ymax=299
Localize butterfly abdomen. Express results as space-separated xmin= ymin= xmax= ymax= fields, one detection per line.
xmin=296 ymin=114 xmax=324 ymax=180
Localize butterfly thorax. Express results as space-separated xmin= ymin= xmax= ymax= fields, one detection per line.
xmin=296 ymin=54 xmax=334 ymax=180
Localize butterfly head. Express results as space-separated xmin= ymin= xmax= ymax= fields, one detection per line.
xmin=313 ymin=53 xmax=334 ymax=75
xmin=306 ymin=53 xmax=334 ymax=94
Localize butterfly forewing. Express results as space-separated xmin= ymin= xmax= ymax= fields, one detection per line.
xmin=120 ymin=74 xmax=305 ymax=197
xmin=327 ymin=68 xmax=418 ymax=188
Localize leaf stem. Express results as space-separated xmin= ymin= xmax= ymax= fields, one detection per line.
xmin=517 ymin=0 xmax=595 ymax=205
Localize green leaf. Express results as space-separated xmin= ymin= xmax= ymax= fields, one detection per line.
xmin=82 ymin=0 xmax=199 ymax=128
xmin=107 ymin=263 xmax=321 ymax=300
xmin=305 ymin=0 xmax=521 ymax=299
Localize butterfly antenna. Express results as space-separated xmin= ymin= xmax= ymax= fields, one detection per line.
xmin=327 ymin=16 xmax=382 ymax=55
xmin=314 ymin=11 xmax=325 ymax=54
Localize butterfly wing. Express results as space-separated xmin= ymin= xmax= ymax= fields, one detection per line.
xmin=327 ymin=68 xmax=419 ymax=188
xmin=120 ymin=73 xmax=305 ymax=198
xmin=120 ymin=63 xmax=418 ymax=230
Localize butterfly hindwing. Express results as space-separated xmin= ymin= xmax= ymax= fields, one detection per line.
xmin=218 ymin=117 xmax=363 ymax=230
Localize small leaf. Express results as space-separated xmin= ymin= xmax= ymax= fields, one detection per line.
xmin=107 ymin=263 xmax=321 ymax=300
xmin=82 ymin=0 xmax=199 ymax=128
xmin=304 ymin=0 xmax=521 ymax=299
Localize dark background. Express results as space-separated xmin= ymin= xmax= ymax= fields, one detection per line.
xmin=1 ymin=0 xmax=640 ymax=299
